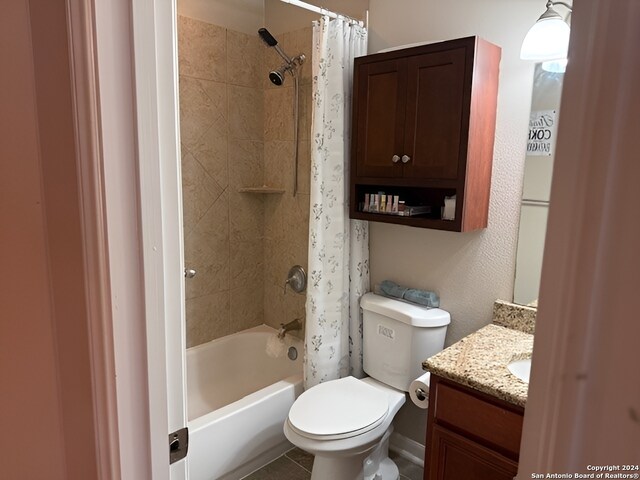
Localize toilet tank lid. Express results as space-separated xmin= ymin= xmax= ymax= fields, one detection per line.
xmin=361 ymin=292 xmax=451 ymax=327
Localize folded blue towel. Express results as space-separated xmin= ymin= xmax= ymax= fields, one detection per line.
xmin=379 ymin=280 xmax=408 ymax=299
xmin=403 ymin=288 xmax=440 ymax=308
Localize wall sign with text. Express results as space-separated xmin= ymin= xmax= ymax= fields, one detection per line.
xmin=527 ymin=109 xmax=557 ymax=157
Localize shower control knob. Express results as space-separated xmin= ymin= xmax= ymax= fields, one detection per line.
xmin=184 ymin=268 xmax=197 ymax=279
xmin=391 ymin=154 xmax=400 ymax=163
xmin=401 ymin=155 xmax=411 ymax=164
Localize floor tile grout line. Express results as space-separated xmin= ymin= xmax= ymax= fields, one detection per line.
xmin=283 ymin=454 xmax=312 ymax=474
xmin=282 ymin=455 xmax=313 ymax=475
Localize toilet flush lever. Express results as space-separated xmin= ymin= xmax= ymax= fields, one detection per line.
xmin=184 ymin=268 xmax=197 ymax=279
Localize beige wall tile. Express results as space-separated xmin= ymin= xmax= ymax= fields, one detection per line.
xmin=179 ymin=76 xmax=227 ymax=148
xmin=184 ymin=191 xmax=230 ymax=299
xmin=284 ymin=291 xmax=306 ymax=340
xmin=296 ymin=140 xmax=311 ymax=195
xmin=263 ymin=196 xmax=291 ymax=287
xmin=298 ymin=83 xmax=312 ymax=141
xmin=292 ymin=27 xmax=313 ymax=86
xmin=228 ymin=139 xmax=264 ymax=187
xmin=180 ymin=21 xmax=314 ymax=348
xmin=264 ymin=140 xmax=294 ymax=189
xmin=263 ymin=192 xmax=309 ymax=289
xmin=263 ymin=282 xmax=286 ymax=330
xmin=178 ymin=15 xmax=226 ymax=82
xmin=186 ymin=290 xmax=230 ymax=347
xmin=230 ymin=277 xmax=264 ymax=333
xmin=191 ymin=128 xmax=228 ymax=189
xmin=229 ymin=190 xmax=265 ymax=243
xmin=181 ymin=152 xmax=224 ymax=236
xmin=228 ymin=85 xmax=264 ymax=141
xmin=227 ymin=30 xmax=263 ymax=88
xmin=290 ymin=194 xmax=310 ymax=267
xmin=230 ymin=237 xmax=264 ymax=290
xmin=264 ymin=87 xmax=294 ymax=141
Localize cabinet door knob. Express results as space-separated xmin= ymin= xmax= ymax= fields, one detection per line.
xmin=401 ymin=155 xmax=411 ymax=163
xmin=391 ymin=154 xmax=400 ymax=163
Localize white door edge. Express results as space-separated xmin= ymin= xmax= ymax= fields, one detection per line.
xmin=131 ymin=0 xmax=188 ymax=479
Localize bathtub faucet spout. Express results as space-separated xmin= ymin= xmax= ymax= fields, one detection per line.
xmin=278 ymin=318 xmax=302 ymax=339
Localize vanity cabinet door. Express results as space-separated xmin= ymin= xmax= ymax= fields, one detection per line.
xmin=425 ymin=375 xmax=524 ymax=480
xmin=428 ymin=425 xmax=518 ymax=480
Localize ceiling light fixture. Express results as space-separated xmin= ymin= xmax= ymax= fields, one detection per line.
xmin=521 ymin=1 xmax=572 ymax=62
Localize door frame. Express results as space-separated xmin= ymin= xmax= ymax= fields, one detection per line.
xmin=68 ymin=0 xmax=186 ymax=478
xmin=130 ymin=0 xmax=187 ymax=478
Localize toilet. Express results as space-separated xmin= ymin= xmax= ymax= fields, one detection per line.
xmin=284 ymin=292 xmax=450 ymax=480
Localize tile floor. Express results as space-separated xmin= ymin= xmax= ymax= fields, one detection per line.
xmin=241 ymin=447 xmax=424 ymax=480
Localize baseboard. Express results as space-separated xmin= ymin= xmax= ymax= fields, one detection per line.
xmin=389 ymin=432 xmax=425 ymax=468
xmin=219 ymin=440 xmax=293 ymax=480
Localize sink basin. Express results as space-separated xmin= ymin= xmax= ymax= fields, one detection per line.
xmin=507 ymin=358 xmax=531 ymax=383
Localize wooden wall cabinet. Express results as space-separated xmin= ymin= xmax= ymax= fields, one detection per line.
xmin=424 ymin=375 xmax=524 ymax=480
xmin=349 ymin=36 xmax=501 ymax=232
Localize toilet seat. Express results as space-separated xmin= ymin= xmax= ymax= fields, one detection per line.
xmin=288 ymin=376 xmax=390 ymax=441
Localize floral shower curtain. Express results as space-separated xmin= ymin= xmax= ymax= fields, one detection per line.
xmin=304 ymin=16 xmax=369 ymax=389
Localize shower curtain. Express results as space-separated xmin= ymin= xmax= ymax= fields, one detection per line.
xmin=304 ymin=16 xmax=369 ymax=389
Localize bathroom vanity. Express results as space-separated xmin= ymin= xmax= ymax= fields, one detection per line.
xmin=422 ymin=312 xmax=534 ymax=480
xmin=425 ymin=373 xmax=523 ymax=480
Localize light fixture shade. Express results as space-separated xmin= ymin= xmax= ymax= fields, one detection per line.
xmin=542 ymin=58 xmax=568 ymax=73
xmin=520 ymin=17 xmax=570 ymax=61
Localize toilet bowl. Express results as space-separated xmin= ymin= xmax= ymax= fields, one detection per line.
xmin=285 ymin=293 xmax=451 ymax=480
xmin=284 ymin=376 xmax=405 ymax=480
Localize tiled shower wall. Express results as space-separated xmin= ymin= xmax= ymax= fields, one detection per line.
xmin=178 ymin=15 xmax=312 ymax=347
xmin=262 ymin=27 xmax=312 ymax=338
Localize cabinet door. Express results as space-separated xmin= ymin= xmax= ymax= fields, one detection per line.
xmin=354 ymin=58 xmax=406 ymax=178
xmin=427 ymin=425 xmax=518 ymax=480
xmin=404 ymin=48 xmax=467 ymax=180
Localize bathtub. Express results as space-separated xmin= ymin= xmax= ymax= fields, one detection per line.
xmin=186 ymin=325 xmax=304 ymax=480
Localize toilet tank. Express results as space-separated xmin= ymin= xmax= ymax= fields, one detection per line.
xmin=361 ymin=292 xmax=450 ymax=392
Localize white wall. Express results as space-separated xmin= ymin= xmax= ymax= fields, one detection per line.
xmin=178 ymin=0 xmax=264 ymax=34
xmin=265 ymin=0 xmax=369 ymax=34
xmin=368 ymin=0 xmax=542 ymax=344
xmin=366 ymin=0 xmax=543 ymax=445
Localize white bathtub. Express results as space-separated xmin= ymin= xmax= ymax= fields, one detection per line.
xmin=186 ymin=325 xmax=304 ymax=480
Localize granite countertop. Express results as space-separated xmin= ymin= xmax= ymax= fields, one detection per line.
xmin=422 ymin=323 xmax=534 ymax=407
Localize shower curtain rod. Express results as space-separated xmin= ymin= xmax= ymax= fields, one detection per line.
xmin=279 ymin=0 xmax=367 ymax=27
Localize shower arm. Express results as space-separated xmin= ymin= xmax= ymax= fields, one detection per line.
xmin=273 ymin=44 xmax=294 ymax=65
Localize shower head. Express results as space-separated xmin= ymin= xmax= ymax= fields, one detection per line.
xmin=258 ymin=27 xmax=305 ymax=86
xmin=268 ymin=55 xmax=305 ymax=86
xmin=258 ymin=28 xmax=278 ymax=47
xmin=269 ymin=66 xmax=287 ymax=86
